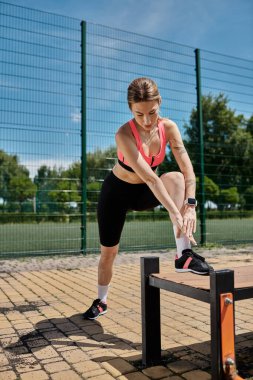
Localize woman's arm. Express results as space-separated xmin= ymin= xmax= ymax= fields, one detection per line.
xmin=165 ymin=119 xmax=197 ymax=237
xmin=115 ymin=126 xmax=184 ymax=231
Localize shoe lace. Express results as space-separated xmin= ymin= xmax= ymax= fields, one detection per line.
xmin=192 ymin=251 xmax=214 ymax=271
xmin=183 ymin=249 xmax=205 ymax=262
xmin=191 ymin=251 xmax=205 ymax=262
xmin=90 ymin=299 xmax=101 ymax=312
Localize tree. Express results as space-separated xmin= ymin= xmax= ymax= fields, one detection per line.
xmin=0 ymin=150 xmax=36 ymax=210
xmin=196 ymin=176 xmax=219 ymax=203
xmin=8 ymin=175 xmax=37 ymax=211
xmin=158 ymin=149 xmax=178 ymax=174
xmin=48 ymin=165 xmax=81 ymax=213
xmin=59 ymin=162 xmax=82 ymax=211
xmin=219 ymin=187 xmax=240 ymax=210
xmin=86 ymin=182 xmax=101 ymax=212
xmin=228 ymin=129 xmax=253 ymax=192
xmin=246 ymin=115 xmax=253 ymax=135
xmin=244 ymin=186 xmax=253 ymax=210
xmin=0 ymin=150 xmax=21 ymax=202
xmin=184 ymin=94 xmax=253 ymax=201
xmin=34 ymin=165 xmax=62 ymax=212
xmin=33 ymin=147 xmax=117 ymax=214
xmin=87 ymin=146 xmax=117 ymax=182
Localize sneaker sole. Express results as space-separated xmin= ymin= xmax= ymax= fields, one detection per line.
xmin=175 ymin=268 xmax=209 ymax=275
xmin=85 ymin=309 xmax=108 ymax=320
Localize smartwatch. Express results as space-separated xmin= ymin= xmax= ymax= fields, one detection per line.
xmin=184 ymin=198 xmax=197 ymax=207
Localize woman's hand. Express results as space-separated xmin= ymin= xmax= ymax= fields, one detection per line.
xmin=182 ymin=205 xmax=197 ymax=245
xmin=170 ymin=211 xmax=184 ymax=232
xmin=170 ymin=207 xmax=197 ymax=246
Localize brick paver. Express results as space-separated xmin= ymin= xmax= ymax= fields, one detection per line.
xmin=182 ymin=369 xmax=211 ymax=379
xmin=43 ymin=360 xmax=71 ymax=374
xmin=0 ymin=371 xmax=17 ymax=380
xmin=167 ymin=360 xmax=197 ymax=374
xmin=142 ymin=365 xmax=173 ymax=378
xmin=19 ymin=370 xmax=49 ymax=379
xmin=0 ymin=247 xmax=253 ymax=379
xmin=101 ymin=358 xmax=136 ymax=376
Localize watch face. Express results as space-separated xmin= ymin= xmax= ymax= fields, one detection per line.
xmin=188 ymin=198 xmax=196 ymax=205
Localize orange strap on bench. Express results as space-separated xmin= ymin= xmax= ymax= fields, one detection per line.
xmin=220 ymin=293 xmax=244 ymax=380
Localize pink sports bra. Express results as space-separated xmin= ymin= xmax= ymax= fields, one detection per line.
xmin=117 ymin=119 xmax=166 ymax=172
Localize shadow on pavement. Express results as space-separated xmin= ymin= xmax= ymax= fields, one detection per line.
xmin=5 ymin=313 xmax=138 ymax=354
xmin=4 ymin=313 xmax=253 ymax=378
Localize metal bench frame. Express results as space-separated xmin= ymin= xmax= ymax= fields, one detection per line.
xmin=141 ymin=257 xmax=253 ymax=380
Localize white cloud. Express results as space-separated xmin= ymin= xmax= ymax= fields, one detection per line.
xmin=71 ymin=112 xmax=81 ymax=122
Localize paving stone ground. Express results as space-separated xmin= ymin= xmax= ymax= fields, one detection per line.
xmin=0 ymin=246 xmax=253 ymax=379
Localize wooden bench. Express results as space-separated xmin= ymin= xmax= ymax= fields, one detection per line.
xmin=141 ymin=257 xmax=253 ymax=380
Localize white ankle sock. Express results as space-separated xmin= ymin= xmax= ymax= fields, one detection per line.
xmin=98 ymin=284 xmax=109 ymax=304
xmin=173 ymin=225 xmax=191 ymax=258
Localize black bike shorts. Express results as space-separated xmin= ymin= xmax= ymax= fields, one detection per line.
xmin=97 ymin=171 xmax=160 ymax=247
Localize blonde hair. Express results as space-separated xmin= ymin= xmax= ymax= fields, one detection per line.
xmin=127 ymin=77 xmax=161 ymax=109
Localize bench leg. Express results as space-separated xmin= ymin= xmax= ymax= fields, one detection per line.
xmin=141 ymin=257 xmax=161 ymax=367
xmin=210 ymin=270 xmax=235 ymax=380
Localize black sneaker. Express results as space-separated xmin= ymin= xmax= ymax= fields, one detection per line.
xmin=83 ymin=299 xmax=107 ymax=320
xmin=175 ymin=249 xmax=213 ymax=275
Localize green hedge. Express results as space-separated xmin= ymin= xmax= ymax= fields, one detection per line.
xmin=0 ymin=209 xmax=252 ymax=224
xmin=0 ymin=213 xmax=81 ymax=224
xmin=205 ymin=210 xmax=253 ymax=219
xmin=87 ymin=210 xmax=253 ymax=222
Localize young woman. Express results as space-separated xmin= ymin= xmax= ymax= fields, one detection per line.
xmin=83 ymin=77 xmax=212 ymax=320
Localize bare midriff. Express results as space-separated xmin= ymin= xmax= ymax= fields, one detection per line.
xmin=112 ymin=163 xmax=154 ymax=184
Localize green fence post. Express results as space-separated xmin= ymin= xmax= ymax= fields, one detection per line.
xmin=195 ymin=48 xmax=206 ymax=245
xmin=81 ymin=21 xmax=87 ymax=254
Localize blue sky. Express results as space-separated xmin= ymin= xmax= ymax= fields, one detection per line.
xmin=8 ymin=0 xmax=253 ymax=60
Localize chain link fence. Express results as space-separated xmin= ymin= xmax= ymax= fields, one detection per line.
xmin=0 ymin=2 xmax=252 ymax=257
xmin=0 ymin=2 xmax=82 ymax=256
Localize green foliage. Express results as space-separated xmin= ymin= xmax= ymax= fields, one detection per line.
xmin=158 ymin=150 xmax=178 ymax=174
xmin=86 ymin=182 xmax=101 ymax=212
xmin=196 ymin=176 xmax=219 ymax=202
xmin=246 ymin=115 xmax=253 ymax=135
xmin=205 ymin=210 xmax=253 ymax=219
xmin=85 ymin=209 xmax=253 ymax=223
xmin=33 ymin=146 xmax=116 ymax=214
xmin=34 ymin=165 xmax=62 ymax=213
xmin=34 ymin=164 xmax=81 ymax=214
xmin=228 ymin=129 xmax=253 ymax=192
xmin=244 ymin=186 xmax=253 ymax=210
xmin=184 ymin=94 xmax=253 ymax=208
xmin=8 ymin=176 xmax=37 ymax=210
xmin=47 ymin=163 xmax=81 ymax=213
xmin=219 ymin=187 xmax=240 ymax=209
xmin=0 ymin=150 xmax=36 ymax=210
xmin=0 ymin=212 xmax=80 ymax=224
xmin=87 ymin=146 xmax=117 ymax=182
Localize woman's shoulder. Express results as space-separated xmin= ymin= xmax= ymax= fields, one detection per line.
xmin=160 ymin=117 xmax=177 ymax=128
xmin=116 ymin=121 xmax=131 ymax=136
xmin=159 ymin=118 xmax=179 ymax=138
xmin=115 ymin=121 xmax=134 ymax=146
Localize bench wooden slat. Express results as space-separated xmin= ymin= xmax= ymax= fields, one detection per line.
xmin=152 ymin=266 xmax=253 ymax=291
